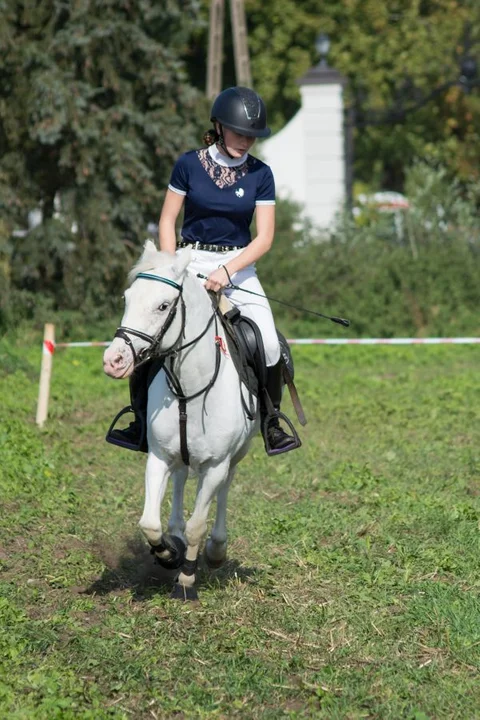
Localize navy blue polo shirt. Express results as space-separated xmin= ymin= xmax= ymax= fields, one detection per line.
xmin=168 ymin=146 xmax=275 ymax=248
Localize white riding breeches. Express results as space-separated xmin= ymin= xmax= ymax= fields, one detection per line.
xmin=182 ymin=247 xmax=281 ymax=367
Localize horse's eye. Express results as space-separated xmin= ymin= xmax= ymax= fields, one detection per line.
xmin=158 ymin=302 xmax=170 ymax=312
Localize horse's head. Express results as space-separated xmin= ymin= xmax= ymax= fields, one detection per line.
xmin=103 ymin=241 xmax=192 ymax=379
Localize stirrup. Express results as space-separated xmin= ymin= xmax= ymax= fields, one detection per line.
xmin=262 ymin=410 xmax=302 ymax=456
xmin=105 ymin=405 xmax=146 ymax=452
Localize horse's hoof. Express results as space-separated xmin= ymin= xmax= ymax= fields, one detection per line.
xmin=151 ymin=534 xmax=186 ymax=570
xmin=204 ymin=553 xmax=227 ymax=569
xmin=170 ymin=582 xmax=199 ymax=602
xmin=204 ymin=539 xmax=227 ymax=569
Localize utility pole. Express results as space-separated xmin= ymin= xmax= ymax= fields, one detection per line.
xmin=206 ymin=0 xmax=251 ymax=99
xmin=206 ymin=0 xmax=225 ymax=100
xmin=229 ymin=0 xmax=252 ymax=89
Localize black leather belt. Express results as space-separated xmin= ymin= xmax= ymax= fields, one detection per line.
xmin=176 ymin=241 xmax=244 ymax=253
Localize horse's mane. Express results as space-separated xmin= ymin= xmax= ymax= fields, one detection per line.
xmin=127 ymin=246 xmax=173 ymax=286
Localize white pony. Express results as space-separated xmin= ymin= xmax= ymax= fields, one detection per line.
xmin=103 ymin=241 xmax=258 ymax=600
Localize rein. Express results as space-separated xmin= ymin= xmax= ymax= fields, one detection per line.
xmin=114 ymin=271 xmax=223 ymax=465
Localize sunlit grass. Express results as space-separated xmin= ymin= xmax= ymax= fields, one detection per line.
xmin=1 ymin=334 xmax=479 ymax=719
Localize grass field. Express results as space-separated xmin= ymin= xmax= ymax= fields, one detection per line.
xmin=1 ymin=327 xmax=479 ymax=719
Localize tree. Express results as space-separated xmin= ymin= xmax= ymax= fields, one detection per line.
xmin=0 ymin=0 xmax=206 ymax=317
xmin=186 ymin=0 xmax=480 ymax=189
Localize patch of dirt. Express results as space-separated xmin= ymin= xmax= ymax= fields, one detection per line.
xmin=0 ymin=545 xmax=9 ymax=562
xmin=2 ymin=536 xmax=30 ymax=555
xmin=466 ymin=479 xmax=480 ymax=496
xmin=84 ymin=535 xmax=177 ymax=598
xmin=318 ymin=489 xmax=359 ymax=506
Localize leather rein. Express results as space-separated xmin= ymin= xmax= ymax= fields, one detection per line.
xmin=114 ymin=272 xmax=222 ymax=465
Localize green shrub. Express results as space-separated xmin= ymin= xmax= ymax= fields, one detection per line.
xmin=260 ymin=163 xmax=480 ymax=338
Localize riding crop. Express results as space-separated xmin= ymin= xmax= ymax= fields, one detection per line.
xmin=196 ymin=272 xmax=350 ymax=328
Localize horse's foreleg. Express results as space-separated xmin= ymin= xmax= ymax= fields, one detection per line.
xmin=173 ymin=460 xmax=230 ymax=600
xmin=204 ymin=465 xmax=236 ymax=568
xmin=167 ymin=467 xmax=188 ymax=542
xmin=138 ymin=453 xmax=170 ymax=546
xmin=150 ymin=466 xmax=189 ymax=570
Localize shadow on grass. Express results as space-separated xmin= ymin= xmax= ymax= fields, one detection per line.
xmin=84 ymin=534 xmax=258 ymax=600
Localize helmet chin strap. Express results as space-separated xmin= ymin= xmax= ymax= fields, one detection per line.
xmin=216 ymin=123 xmax=236 ymax=159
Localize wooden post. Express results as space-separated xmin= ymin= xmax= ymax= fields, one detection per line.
xmin=229 ymin=0 xmax=252 ymax=88
xmin=206 ymin=0 xmax=252 ymax=99
xmin=36 ymin=323 xmax=55 ymax=427
xmin=206 ymin=0 xmax=225 ymax=99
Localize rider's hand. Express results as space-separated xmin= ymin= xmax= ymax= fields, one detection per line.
xmin=204 ymin=266 xmax=230 ymax=292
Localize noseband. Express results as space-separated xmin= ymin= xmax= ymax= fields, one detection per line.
xmin=114 ymin=272 xmax=185 ymax=365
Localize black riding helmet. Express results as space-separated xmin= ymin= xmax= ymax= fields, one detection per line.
xmin=210 ymin=86 xmax=271 ymax=138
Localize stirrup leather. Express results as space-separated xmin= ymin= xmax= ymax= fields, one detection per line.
xmin=262 ymin=410 xmax=302 ymax=456
xmin=105 ymin=405 xmax=146 ymax=452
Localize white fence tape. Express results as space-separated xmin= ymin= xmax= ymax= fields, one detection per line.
xmin=286 ymin=337 xmax=480 ymax=345
xmin=49 ymin=337 xmax=480 ymax=350
xmin=56 ymin=341 xmax=111 ymax=348
xmin=37 ymin=327 xmax=479 ymax=427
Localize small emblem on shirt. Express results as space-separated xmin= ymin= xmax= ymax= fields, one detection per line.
xmin=235 ymin=188 xmax=245 ymax=198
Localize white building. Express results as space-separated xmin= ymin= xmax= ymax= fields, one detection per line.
xmin=260 ymin=60 xmax=348 ymax=231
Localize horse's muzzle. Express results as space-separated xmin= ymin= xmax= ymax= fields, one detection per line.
xmin=103 ymin=340 xmax=134 ymax=379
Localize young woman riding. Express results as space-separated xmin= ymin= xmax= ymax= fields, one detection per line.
xmin=107 ymin=86 xmax=300 ymax=456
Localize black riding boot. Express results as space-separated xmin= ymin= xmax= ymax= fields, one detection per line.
xmin=261 ymin=360 xmax=301 ymax=456
xmin=105 ymin=362 xmax=150 ymax=452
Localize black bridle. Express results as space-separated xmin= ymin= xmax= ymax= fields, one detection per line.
xmin=114 ymin=273 xmax=186 ymax=365
xmin=114 ymin=271 xmax=222 ymax=465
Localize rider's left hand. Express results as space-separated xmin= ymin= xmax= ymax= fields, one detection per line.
xmin=204 ymin=266 xmax=230 ymax=292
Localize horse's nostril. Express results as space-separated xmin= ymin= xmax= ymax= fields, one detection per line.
xmin=103 ymin=352 xmax=123 ymax=369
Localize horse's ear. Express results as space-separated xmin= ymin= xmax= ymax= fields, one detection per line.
xmin=142 ymin=239 xmax=157 ymax=256
xmin=172 ymin=247 xmax=192 ymax=278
